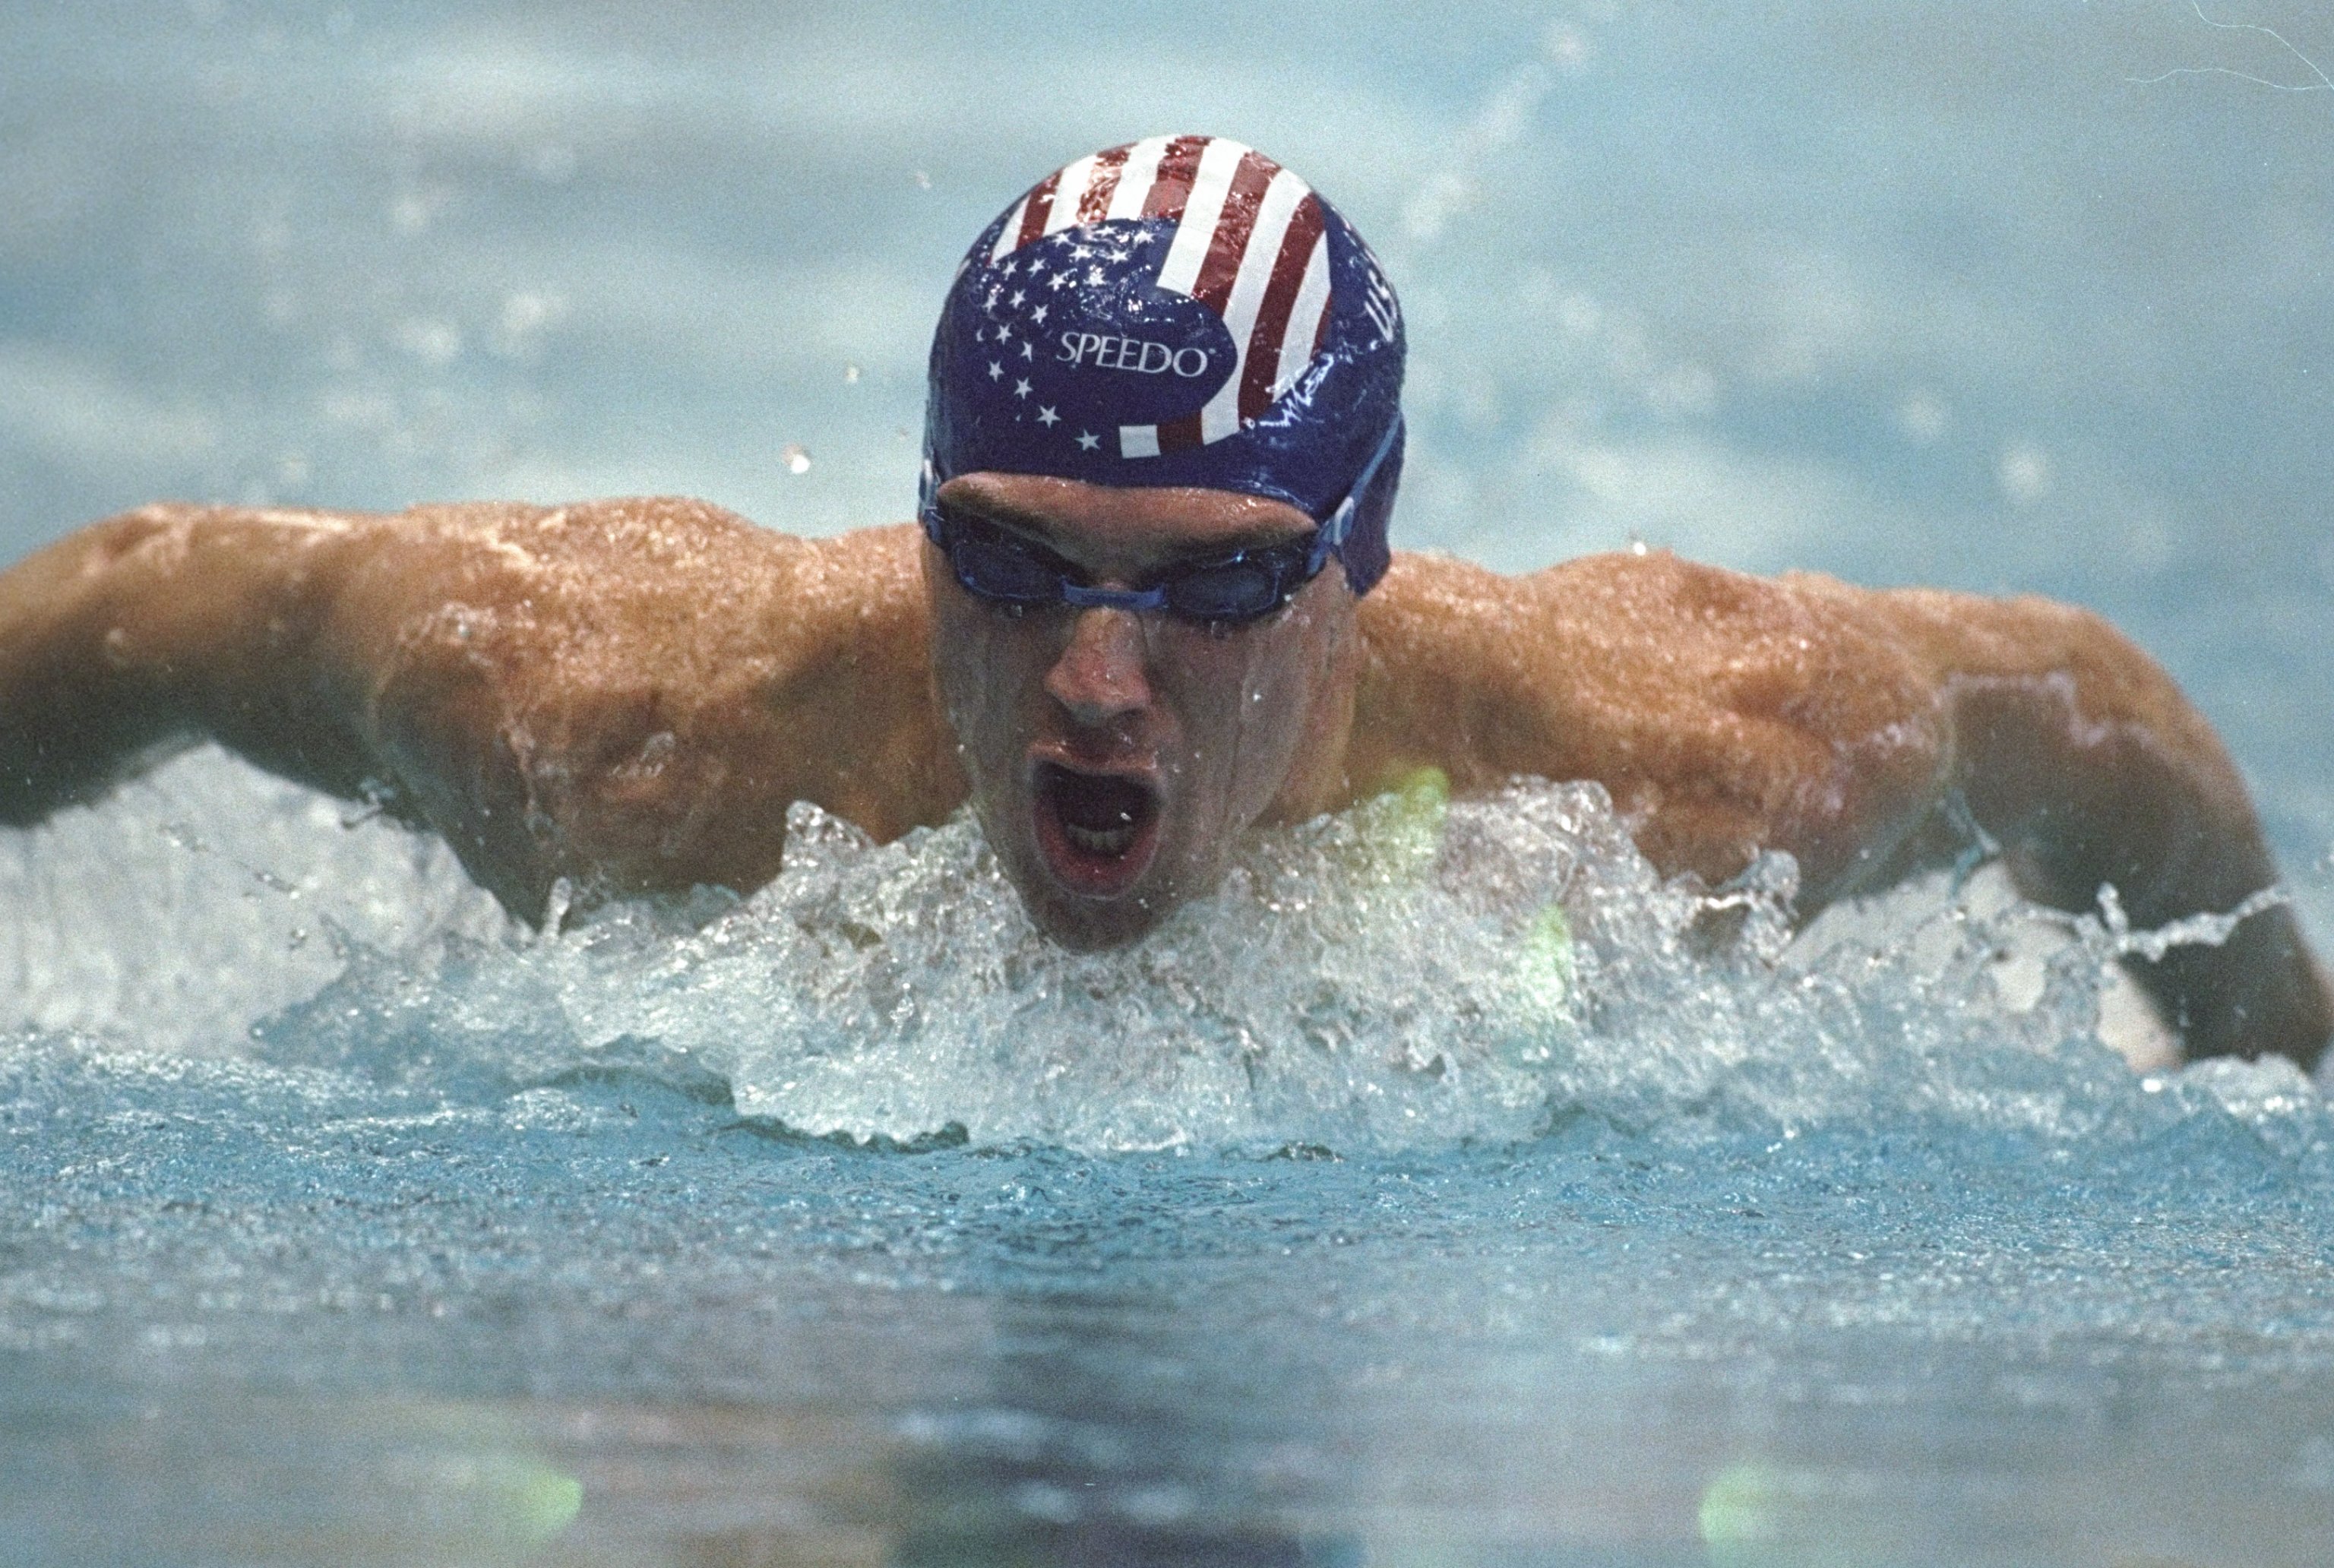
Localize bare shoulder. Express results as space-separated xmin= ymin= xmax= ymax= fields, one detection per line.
xmin=324 ymin=495 xmax=918 ymax=668
xmin=1356 ymin=547 xmax=1941 ymax=770
xmin=331 ymin=495 xmax=827 ymax=635
xmin=1352 ymin=548 xmax=1953 ymax=896
xmin=337 ymin=492 xmax=942 ymax=744
xmin=315 ymin=499 xmax=954 ymax=906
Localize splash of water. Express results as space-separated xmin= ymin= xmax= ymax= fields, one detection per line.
xmin=0 ymin=748 xmax=2322 ymax=1159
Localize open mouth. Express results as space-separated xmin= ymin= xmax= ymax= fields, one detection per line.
xmin=1033 ymin=762 xmax=1162 ymax=896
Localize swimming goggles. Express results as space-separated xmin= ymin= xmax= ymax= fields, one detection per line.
xmin=920 ymin=416 xmax=1403 ymax=625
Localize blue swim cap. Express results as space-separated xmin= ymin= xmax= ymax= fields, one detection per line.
xmin=923 ymin=136 xmax=1406 ymax=593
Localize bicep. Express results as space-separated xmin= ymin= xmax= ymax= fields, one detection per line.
xmin=1864 ymin=589 xmax=2261 ymax=915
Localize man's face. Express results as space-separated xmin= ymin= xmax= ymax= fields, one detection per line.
xmin=925 ymin=473 xmax=1361 ymax=950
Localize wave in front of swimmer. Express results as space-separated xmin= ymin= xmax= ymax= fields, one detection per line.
xmin=0 ymin=745 xmax=2323 ymax=1161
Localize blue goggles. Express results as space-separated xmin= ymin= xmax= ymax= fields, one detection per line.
xmin=921 ymin=416 xmax=1403 ymax=625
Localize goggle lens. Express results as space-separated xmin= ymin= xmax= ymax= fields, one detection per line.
xmin=947 ymin=531 xmax=1064 ymax=605
xmin=1159 ymin=558 xmax=1291 ymax=621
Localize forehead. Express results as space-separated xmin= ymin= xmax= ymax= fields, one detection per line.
xmin=938 ymin=473 xmax=1314 ymax=567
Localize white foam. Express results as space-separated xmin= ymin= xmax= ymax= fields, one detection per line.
xmin=0 ymin=748 xmax=508 ymax=1054
xmin=1 ymin=748 xmax=2318 ymax=1157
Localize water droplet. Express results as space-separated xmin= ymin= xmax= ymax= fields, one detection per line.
xmin=1997 ymin=442 xmax=2052 ymax=507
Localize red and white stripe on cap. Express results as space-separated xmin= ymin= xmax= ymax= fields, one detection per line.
xmin=990 ymin=137 xmax=1335 ymax=460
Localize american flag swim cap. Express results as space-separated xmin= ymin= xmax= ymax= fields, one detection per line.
xmin=923 ymin=136 xmax=1405 ymax=593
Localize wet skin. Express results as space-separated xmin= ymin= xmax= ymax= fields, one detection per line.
xmin=925 ymin=473 xmax=1360 ymax=950
xmin=0 ymin=491 xmax=2326 ymax=1065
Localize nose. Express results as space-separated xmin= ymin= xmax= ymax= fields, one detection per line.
xmin=1044 ymin=606 xmax=1153 ymax=727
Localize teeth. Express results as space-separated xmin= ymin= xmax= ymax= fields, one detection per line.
xmin=1063 ymin=821 xmax=1138 ymax=857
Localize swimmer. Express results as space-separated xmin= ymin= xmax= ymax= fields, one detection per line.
xmin=0 ymin=137 xmax=2325 ymax=1067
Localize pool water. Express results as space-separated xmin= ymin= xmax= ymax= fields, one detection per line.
xmin=5 ymin=752 xmax=2333 ymax=1566
xmin=8 ymin=2 xmax=2334 ymax=1564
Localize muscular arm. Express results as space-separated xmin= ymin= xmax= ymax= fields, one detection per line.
xmin=7 ymin=512 xmax=2321 ymax=1062
xmin=0 ymin=500 xmax=964 ymax=919
xmin=1349 ymin=549 xmax=2331 ymax=1067
xmin=1868 ymin=585 xmax=2329 ymax=1064
xmin=0 ymin=504 xmax=381 ymax=817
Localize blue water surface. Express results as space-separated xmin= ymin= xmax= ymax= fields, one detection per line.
xmin=7 ymin=2 xmax=2334 ymax=1564
xmin=4 ymin=754 xmax=2332 ymax=1566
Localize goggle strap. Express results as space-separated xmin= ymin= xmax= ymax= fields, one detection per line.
xmin=1338 ymin=414 xmax=1405 ymax=548
xmin=1309 ymin=413 xmax=1402 ymax=575
xmin=918 ymin=460 xmax=945 ymax=545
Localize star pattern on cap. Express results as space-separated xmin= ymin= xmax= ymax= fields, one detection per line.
xmin=939 ymin=142 xmax=1396 ymax=536
xmin=973 ymin=223 xmax=1173 ymax=453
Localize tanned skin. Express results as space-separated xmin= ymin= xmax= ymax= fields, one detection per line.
xmin=0 ymin=491 xmax=2324 ymax=1067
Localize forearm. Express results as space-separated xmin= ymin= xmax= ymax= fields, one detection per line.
xmin=0 ymin=504 xmax=377 ymax=822
xmin=1908 ymin=591 xmax=2332 ymax=1065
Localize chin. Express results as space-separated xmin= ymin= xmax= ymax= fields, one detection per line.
xmin=1020 ymin=887 xmax=1172 ymax=952
xmin=990 ymin=765 xmax=1216 ymax=951
xmin=1007 ymin=838 xmax=1183 ymax=950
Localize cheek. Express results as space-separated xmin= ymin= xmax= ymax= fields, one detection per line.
xmin=931 ymin=593 xmax=1052 ymax=774
xmin=1154 ymin=607 xmax=1326 ymax=817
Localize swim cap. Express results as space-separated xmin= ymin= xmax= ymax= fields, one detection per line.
xmin=923 ymin=136 xmax=1406 ymax=593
